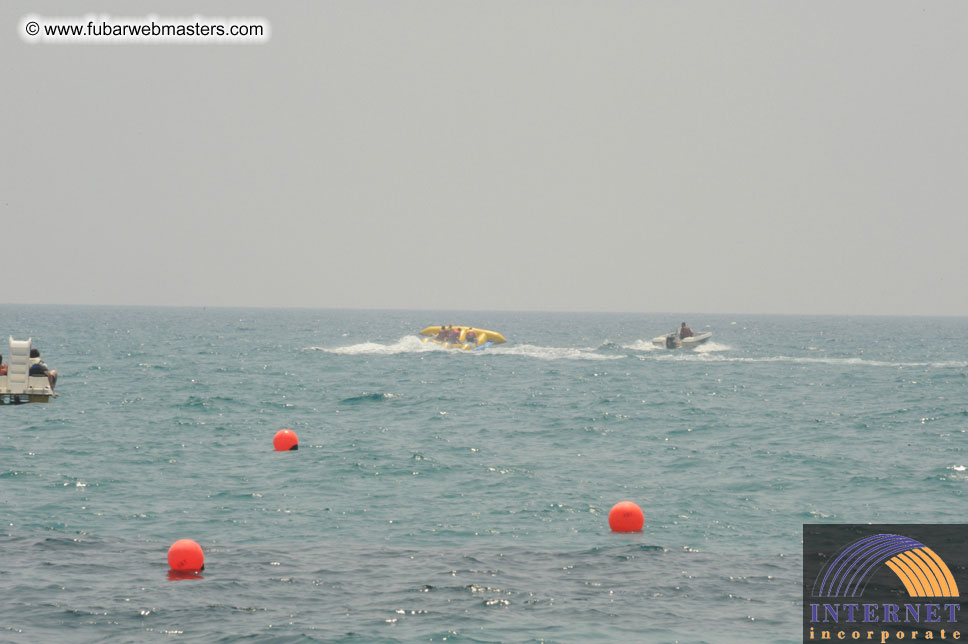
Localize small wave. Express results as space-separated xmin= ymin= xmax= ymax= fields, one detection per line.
xmin=488 ymin=344 xmax=624 ymax=361
xmin=946 ymin=465 xmax=968 ymax=482
xmin=340 ymin=392 xmax=395 ymax=404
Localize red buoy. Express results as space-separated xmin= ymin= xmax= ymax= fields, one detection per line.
xmin=167 ymin=539 xmax=204 ymax=572
xmin=273 ymin=429 xmax=298 ymax=451
xmin=608 ymin=501 xmax=644 ymax=532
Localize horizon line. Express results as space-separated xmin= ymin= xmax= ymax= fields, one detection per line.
xmin=1 ymin=302 xmax=966 ymax=319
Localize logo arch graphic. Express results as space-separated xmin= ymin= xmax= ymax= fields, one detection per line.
xmin=813 ymin=533 xmax=960 ymax=598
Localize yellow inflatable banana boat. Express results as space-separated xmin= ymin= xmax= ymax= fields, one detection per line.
xmin=418 ymin=326 xmax=507 ymax=351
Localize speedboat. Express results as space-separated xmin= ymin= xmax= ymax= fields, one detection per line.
xmin=0 ymin=337 xmax=55 ymax=404
xmin=651 ymin=331 xmax=712 ymax=349
xmin=418 ymin=326 xmax=507 ymax=351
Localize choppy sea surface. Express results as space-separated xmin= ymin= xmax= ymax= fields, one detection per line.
xmin=1 ymin=306 xmax=966 ymax=643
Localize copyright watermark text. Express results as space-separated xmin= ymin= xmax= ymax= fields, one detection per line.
xmin=20 ymin=14 xmax=270 ymax=44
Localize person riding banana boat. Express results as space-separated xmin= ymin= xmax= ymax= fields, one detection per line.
xmin=419 ymin=325 xmax=507 ymax=351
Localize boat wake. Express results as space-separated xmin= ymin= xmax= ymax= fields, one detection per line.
xmin=641 ymin=353 xmax=968 ymax=369
xmin=487 ymin=344 xmax=624 ymax=361
xmin=312 ymin=336 xmax=444 ymax=355
xmin=313 ymin=338 xmax=964 ymax=369
xmin=745 ymin=356 xmax=968 ymax=369
xmin=313 ymin=337 xmax=623 ymax=360
xmin=340 ymin=392 xmax=395 ymax=404
xmin=623 ymin=340 xmax=658 ymax=352
xmin=694 ymin=341 xmax=732 ymax=353
xmin=624 ymin=340 xmax=732 ymax=353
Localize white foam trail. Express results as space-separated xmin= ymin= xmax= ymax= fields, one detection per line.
xmin=623 ymin=340 xmax=658 ymax=352
xmin=624 ymin=340 xmax=731 ymax=353
xmin=314 ymin=336 xmax=446 ymax=355
xmin=487 ymin=344 xmax=623 ymax=361
xmin=313 ymin=337 xmax=966 ymax=368
xmin=314 ymin=337 xmax=624 ymax=360
xmin=764 ymin=356 xmax=968 ymax=368
xmin=644 ymin=353 xmax=968 ymax=368
xmin=694 ymin=341 xmax=731 ymax=353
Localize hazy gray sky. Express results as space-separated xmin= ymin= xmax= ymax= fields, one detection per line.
xmin=4 ymin=2 xmax=966 ymax=315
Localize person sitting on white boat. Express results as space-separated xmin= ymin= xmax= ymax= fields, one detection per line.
xmin=680 ymin=322 xmax=694 ymax=339
xmin=29 ymin=348 xmax=57 ymax=394
xmin=0 ymin=354 xmax=6 ymax=376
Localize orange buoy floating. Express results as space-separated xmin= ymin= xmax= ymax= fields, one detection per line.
xmin=273 ymin=429 xmax=298 ymax=451
xmin=608 ymin=501 xmax=644 ymax=532
xmin=167 ymin=539 xmax=204 ymax=572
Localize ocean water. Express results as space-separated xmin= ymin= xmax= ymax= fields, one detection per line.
xmin=1 ymin=306 xmax=966 ymax=643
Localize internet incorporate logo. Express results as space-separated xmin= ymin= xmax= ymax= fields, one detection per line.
xmin=803 ymin=525 xmax=966 ymax=643
xmin=814 ymin=533 xmax=959 ymax=599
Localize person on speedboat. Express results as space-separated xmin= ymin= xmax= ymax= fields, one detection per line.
xmin=679 ymin=322 xmax=693 ymax=339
